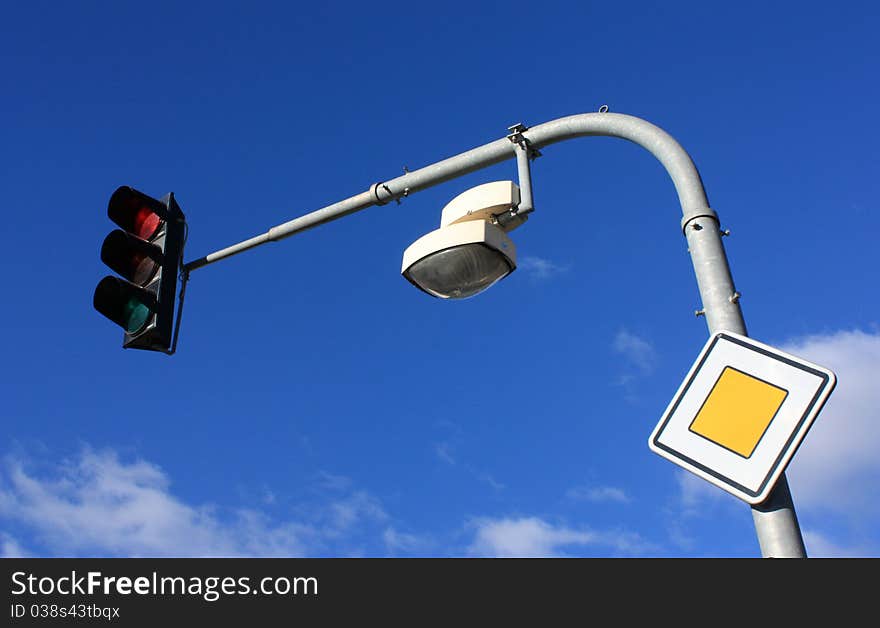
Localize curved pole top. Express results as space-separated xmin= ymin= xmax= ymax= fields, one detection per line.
xmin=526 ymin=112 xmax=711 ymax=215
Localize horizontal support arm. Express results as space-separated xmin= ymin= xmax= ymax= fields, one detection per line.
xmin=183 ymin=112 xmax=710 ymax=272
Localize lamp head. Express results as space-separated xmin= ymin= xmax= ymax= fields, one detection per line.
xmin=402 ymin=220 xmax=515 ymax=298
xmin=401 ymin=181 xmax=522 ymax=299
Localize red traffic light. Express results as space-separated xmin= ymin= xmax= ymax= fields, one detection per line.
xmin=108 ymin=186 xmax=165 ymax=240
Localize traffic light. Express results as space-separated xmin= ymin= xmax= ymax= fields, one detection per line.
xmin=93 ymin=186 xmax=186 ymax=353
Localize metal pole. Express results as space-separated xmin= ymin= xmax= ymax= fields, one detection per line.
xmin=682 ymin=203 xmax=806 ymax=558
xmin=183 ymin=111 xmax=807 ymax=557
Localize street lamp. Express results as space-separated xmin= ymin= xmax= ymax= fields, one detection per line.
xmin=181 ymin=111 xmax=808 ymax=558
xmin=401 ymin=181 xmax=523 ymax=299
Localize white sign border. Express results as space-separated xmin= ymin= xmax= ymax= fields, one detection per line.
xmin=649 ymin=330 xmax=836 ymax=505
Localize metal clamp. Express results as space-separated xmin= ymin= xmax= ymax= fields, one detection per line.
xmin=680 ymin=206 xmax=719 ymax=233
xmin=371 ymin=182 xmax=400 ymax=206
xmin=507 ymin=122 xmax=528 ymax=145
xmin=507 ymin=123 xmax=542 ymax=160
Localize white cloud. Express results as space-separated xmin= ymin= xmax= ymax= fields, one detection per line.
xmin=0 ymin=448 xmax=308 ymax=557
xmin=780 ymin=329 xmax=880 ymax=516
xmin=434 ymin=442 xmax=456 ymax=466
xmin=325 ymin=491 xmax=387 ymax=535
xmin=478 ymin=473 xmax=506 ymax=491
xmin=1 ymin=532 xmax=29 ymax=558
xmin=0 ymin=448 xmax=392 ymax=558
xmin=662 ymin=471 xmax=747 ymax=555
xmin=314 ymin=470 xmax=352 ymax=491
xmin=433 ymin=441 xmax=504 ymax=490
xmin=612 ymin=330 xmax=657 ymax=374
xmin=383 ymin=527 xmax=430 ymax=555
xmin=566 ymin=485 xmax=631 ymax=504
xmin=466 ymin=516 xmax=652 ymax=557
xmin=517 ymin=256 xmax=569 ymax=280
xmin=801 ymin=530 xmax=876 ymax=558
xmin=674 ymin=470 xmax=732 ymax=514
xmin=260 ymin=487 xmax=277 ymax=505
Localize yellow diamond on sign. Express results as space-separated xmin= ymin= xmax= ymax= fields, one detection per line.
xmin=689 ymin=366 xmax=788 ymax=458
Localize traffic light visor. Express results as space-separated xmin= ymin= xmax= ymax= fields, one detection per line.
xmin=93 ymin=276 xmax=157 ymax=334
xmin=100 ymin=230 xmax=162 ymax=285
xmin=108 ymin=186 xmax=164 ymax=240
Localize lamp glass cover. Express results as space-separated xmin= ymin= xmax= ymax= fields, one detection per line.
xmin=405 ymin=243 xmax=513 ymax=299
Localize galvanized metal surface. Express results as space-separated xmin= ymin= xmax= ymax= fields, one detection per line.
xmin=513 ymin=140 xmax=534 ymax=216
xmin=183 ymin=111 xmax=807 ymax=557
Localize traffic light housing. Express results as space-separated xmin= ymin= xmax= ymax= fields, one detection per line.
xmin=93 ymin=186 xmax=186 ymax=352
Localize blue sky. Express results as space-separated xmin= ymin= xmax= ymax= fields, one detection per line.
xmin=2 ymin=1 xmax=878 ymax=558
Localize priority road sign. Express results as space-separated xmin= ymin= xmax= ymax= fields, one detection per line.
xmin=649 ymin=331 xmax=836 ymax=505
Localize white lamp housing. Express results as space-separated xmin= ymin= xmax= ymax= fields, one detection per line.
xmin=401 ymin=181 xmax=521 ymax=299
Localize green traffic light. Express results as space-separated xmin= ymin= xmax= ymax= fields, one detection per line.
xmin=123 ymin=296 xmax=152 ymax=333
xmin=93 ymin=276 xmax=156 ymax=335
